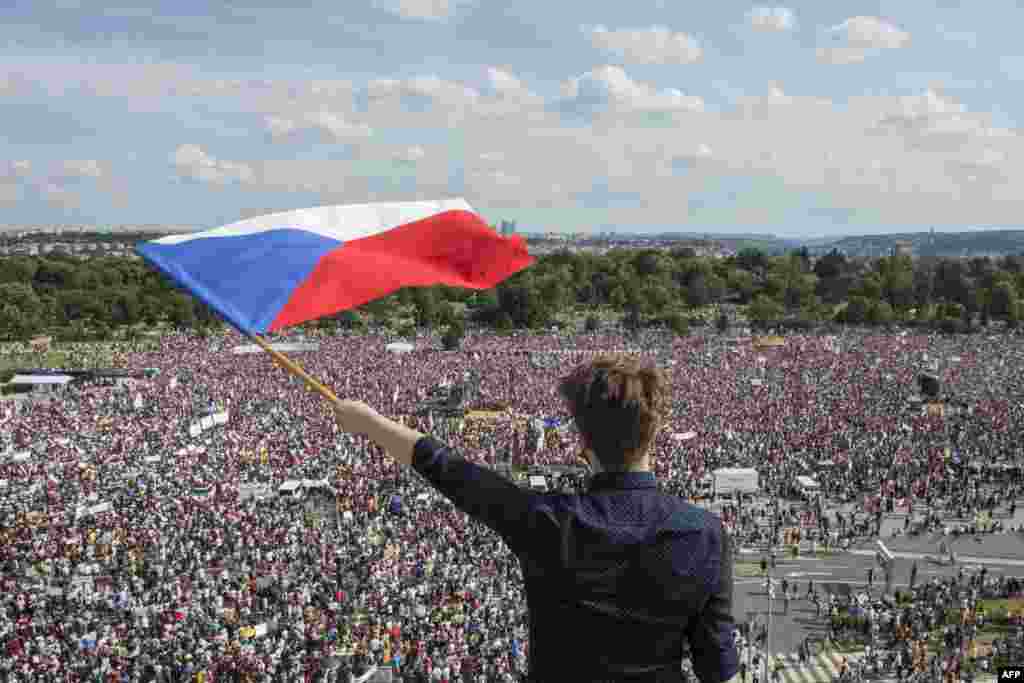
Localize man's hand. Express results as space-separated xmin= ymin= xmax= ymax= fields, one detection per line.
xmin=333 ymin=400 xmax=380 ymax=436
xmin=333 ymin=399 xmax=425 ymax=467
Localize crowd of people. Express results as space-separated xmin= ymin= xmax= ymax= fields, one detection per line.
xmin=2 ymin=325 xmax=1024 ymax=681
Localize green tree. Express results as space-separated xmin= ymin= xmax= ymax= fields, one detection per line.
xmin=799 ymin=297 xmax=829 ymax=324
xmin=852 ymin=275 xmax=883 ymax=302
xmin=33 ymin=260 xmax=77 ymax=289
xmin=608 ymin=285 xmax=627 ymax=309
xmin=876 ymin=256 xmax=914 ymax=310
xmin=0 ymin=282 xmax=43 ymax=319
xmin=727 ymin=270 xmax=755 ymax=304
xmin=0 ymin=257 xmax=38 ymax=284
xmin=412 ymin=288 xmax=439 ymax=328
xmin=843 ymin=296 xmax=871 ymax=325
xmin=441 ymin=318 xmax=465 ymax=350
xmin=633 ymin=249 xmax=665 ymax=277
xmin=813 ymin=249 xmax=846 ymax=280
xmin=747 ymin=295 xmax=783 ymax=326
xmin=667 ymin=312 xmax=690 ymax=337
xmin=868 ymin=300 xmax=894 ymax=326
xmin=470 ymin=289 xmax=499 ymax=311
xmin=935 ymin=260 xmax=971 ymax=307
xmin=770 ymin=256 xmax=816 ymax=311
xmin=108 ymin=289 xmax=141 ymax=326
xmin=0 ymin=304 xmax=23 ymax=340
xmin=736 ymin=248 xmax=768 ymax=275
xmin=715 ymin=311 xmax=730 ymax=334
xmin=167 ymin=293 xmax=196 ymax=328
xmin=991 ymin=281 xmax=1017 ymax=317
xmin=540 ymin=275 xmax=570 ymax=312
xmin=495 ymin=311 xmax=514 ymax=332
xmin=498 ymin=282 xmax=549 ymax=329
xmin=56 ymin=290 xmax=106 ymax=323
xmin=686 ymin=273 xmax=711 ymax=307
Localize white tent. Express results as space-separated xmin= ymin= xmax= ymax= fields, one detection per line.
xmin=385 ymin=342 xmax=414 ymax=354
xmin=8 ymin=375 xmax=74 ymax=394
xmin=8 ymin=374 xmax=74 ymax=385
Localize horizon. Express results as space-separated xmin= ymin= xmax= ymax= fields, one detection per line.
xmin=6 ymin=222 xmax=1024 ymax=241
xmin=1 ymin=1 xmax=1022 ymax=235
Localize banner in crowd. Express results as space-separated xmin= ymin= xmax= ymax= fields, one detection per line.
xmin=188 ymin=410 xmax=229 ymax=437
xmin=231 ymin=342 xmax=321 ymax=355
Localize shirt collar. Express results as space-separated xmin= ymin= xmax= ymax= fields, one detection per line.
xmin=587 ymin=470 xmax=657 ymax=491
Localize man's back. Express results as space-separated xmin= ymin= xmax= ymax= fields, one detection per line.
xmin=411 ymin=438 xmax=739 ymax=683
xmin=520 ymin=473 xmax=737 ymax=682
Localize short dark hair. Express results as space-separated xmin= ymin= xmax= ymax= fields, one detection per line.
xmin=558 ymin=354 xmax=668 ymax=471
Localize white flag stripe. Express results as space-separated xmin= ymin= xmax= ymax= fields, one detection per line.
xmin=152 ymin=198 xmax=473 ymax=245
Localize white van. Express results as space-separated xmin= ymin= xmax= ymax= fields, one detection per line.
xmin=278 ymin=480 xmax=305 ymax=501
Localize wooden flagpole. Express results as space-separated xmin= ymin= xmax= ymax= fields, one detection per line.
xmin=249 ymin=334 xmax=340 ymax=404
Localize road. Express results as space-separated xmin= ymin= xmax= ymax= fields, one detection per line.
xmin=718 ymin=494 xmax=1024 ymax=682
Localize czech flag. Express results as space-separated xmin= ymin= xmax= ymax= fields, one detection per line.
xmin=135 ymin=199 xmax=533 ymax=335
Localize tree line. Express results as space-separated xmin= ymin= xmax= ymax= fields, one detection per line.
xmin=1 ymin=246 xmax=1024 ymax=344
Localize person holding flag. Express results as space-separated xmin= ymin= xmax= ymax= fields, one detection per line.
xmin=334 ymin=354 xmax=738 ymax=682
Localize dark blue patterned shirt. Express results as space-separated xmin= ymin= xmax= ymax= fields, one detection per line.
xmin=412 ymin=436 xmax=739 ymax=683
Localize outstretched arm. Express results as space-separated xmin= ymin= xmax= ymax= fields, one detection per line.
xmin=334 ymin=399 xmax=536 ymax=551
xmin=334 ymin=400 xmax=423 ymax=466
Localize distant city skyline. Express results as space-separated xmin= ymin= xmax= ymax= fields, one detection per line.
xmin=2 ymin=1 xmax=1023 ymax=235
xmin=4 ymin=221 xmax=1024 ymax=240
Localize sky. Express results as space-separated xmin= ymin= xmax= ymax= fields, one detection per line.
xmin=1 ymin=1 xmax=1023 ymax=237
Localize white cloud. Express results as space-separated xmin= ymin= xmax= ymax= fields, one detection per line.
xmin=0 ymin=183 xmax=21 ymax=204
xmin=372 ymin=0 xmax=473 ymax=22
xmin=870 ymin=89 xmax=992 ymax=140
xmin=485 ymin=67 xmax=542 ymax=105
xmin=817 ymin=16 xmax=909 ymax=65
xmin=14 ymin=59 xmax=1021 ymax=227
xmin=832 ymin=16 xmax=910 ymax=49
xmin=171 ymin=144 xmax=255 ymax=185
xmin=40 ymin=183 xmax=80 ymax=209
xmin=583 ymin=25 xmax=702 ymax=65
xmin=60 ymin=159 xmax=105 ymax=179
xmin=746 ymin=7 xmax=796 ymax=32
xmin=265 ymin=111 xmax=373 ymax=142
xmin=815 ymin=47 xmax=870 ymax=65
xmin=3 ymin=160 xmax=32 ymax=179
xmin=395 ymin=146 xmax=426 ymax=163
xmin=367 ymin=75 xmax=478 ymax=107
xmin=561 ymin=65 xmax=704 ymax=114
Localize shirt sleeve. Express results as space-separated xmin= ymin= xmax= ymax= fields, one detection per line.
xmin=687 ymin=523 xmax=740 ymax=683
xmin=411 ymin=436 xmax=537 ymax=552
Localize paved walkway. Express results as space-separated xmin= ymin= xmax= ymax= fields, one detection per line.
xmin=860 ymin=530 xmax=1024 ymax=560
xmin=846 ymin=547 xmax=1024 ymax=567
xmin=744 ymin=650 xmax=997 ymax=683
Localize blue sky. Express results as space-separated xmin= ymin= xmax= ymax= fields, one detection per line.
xmin=2 ymin=0 xmax=1023 ymax=237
